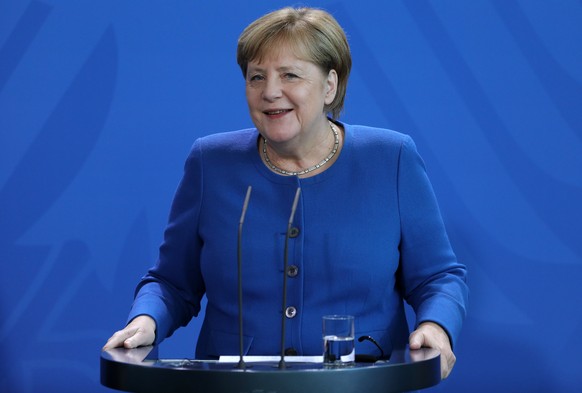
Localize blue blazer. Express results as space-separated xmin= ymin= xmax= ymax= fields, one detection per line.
xmin=128 ymin=122 xmax=468 ymax=359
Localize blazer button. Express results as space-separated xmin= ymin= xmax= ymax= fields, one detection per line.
xmin=287 ymin=265 xmax=299 ymax=277
xmin=285 ymin=306 xmax=297 ymax=318
xmin=285 ymin=347 xmax=298 ymax=356
xmin=289 ymin=227 xmax=300 ymax=238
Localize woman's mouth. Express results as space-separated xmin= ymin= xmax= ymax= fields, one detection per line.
xmin=264 ymin=109 xmax=292 ymax=117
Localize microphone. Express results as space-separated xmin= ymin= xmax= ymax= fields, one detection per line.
xmin=279 ymin=187 xmax=302 ymax=369
xmin=236 ymin=186 xmax=252 ymax=370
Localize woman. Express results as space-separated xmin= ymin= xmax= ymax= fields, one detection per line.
xmin=104 ymin=7 xmax=468 ymax=379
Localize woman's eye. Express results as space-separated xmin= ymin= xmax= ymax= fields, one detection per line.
xmin=249 ymin=74 xmax=264 ymax=82
xmin=284 ymin=73 xmax=298 ymax=79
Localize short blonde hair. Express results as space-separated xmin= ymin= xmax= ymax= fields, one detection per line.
xmin=237 ymin=7 xmax=351 ymax=119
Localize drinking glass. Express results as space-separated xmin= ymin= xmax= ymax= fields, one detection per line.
xmin=322 ymin=315 xmax=355 ymax=367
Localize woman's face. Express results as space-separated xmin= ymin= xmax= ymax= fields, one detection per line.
xmin=245 ymin=47 xmax=337 ymax=146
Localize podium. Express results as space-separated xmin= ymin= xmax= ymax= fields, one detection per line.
xmin=101 ymin=346 xmax=440 ymax=393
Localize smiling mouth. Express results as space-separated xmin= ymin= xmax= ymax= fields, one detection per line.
xmin=264 ymin=109 xmax=292 ymax=116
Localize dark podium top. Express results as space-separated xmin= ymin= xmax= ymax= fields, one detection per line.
xmin=101 ymin=346 xmax=440 ymax=393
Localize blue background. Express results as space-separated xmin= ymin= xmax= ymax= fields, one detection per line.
xmin=1 ymin=1 xmax=581 ymax=392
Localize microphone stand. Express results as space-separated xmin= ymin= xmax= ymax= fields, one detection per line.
xmin=279 ymin=187 xmax=301 ymax=370
xmin=236 ymin=186 xmax=252 ymax=370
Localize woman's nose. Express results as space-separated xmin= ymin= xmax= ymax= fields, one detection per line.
xmin=262 ymin=78 xmax=283 ymax=101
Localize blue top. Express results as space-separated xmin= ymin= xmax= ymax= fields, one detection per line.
xmin=128 ymin=122 xmax=468 ymax=359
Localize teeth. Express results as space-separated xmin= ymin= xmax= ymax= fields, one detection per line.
xmin=266 ymin=109 xmax=288 ymax=115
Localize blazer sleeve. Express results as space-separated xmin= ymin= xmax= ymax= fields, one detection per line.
xmin=127 ymin=140 xmax=206 ymax=344
xmin=396 ymin=135 xmax=468 ymax=347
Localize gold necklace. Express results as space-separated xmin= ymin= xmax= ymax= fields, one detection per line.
xmin=262 ymin=121 xmax=340 ymax=176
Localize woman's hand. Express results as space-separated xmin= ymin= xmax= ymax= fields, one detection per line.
xmin=102 ymin=315 xmax=156 ymax=351
xmin=409 ymin=321 xmax=456 ymax=379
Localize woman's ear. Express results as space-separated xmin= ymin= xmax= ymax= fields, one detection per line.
xmin=324 ymin=69 xmax=338 ymax=105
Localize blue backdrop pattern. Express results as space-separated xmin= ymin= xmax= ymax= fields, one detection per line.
xmin=1 ymin=1 xmax=581 ymax=392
